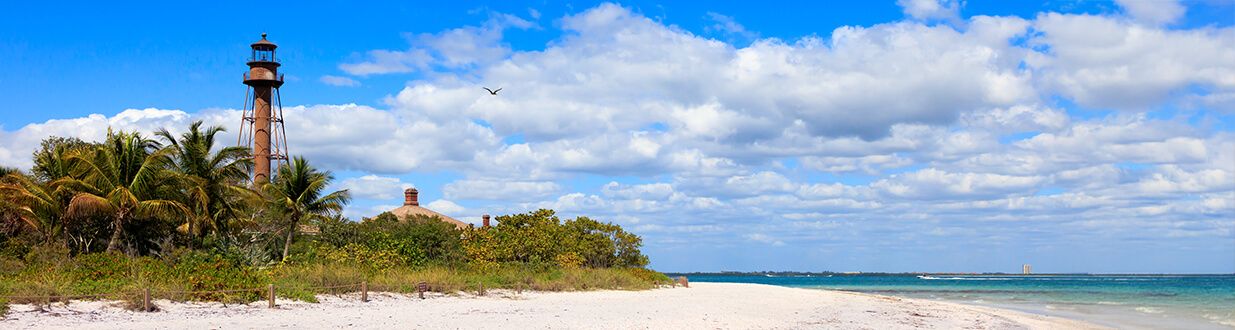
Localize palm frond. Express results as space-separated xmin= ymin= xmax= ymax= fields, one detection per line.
xmin=154 ymin=127 xmax=180 ymax=150
xmin=129 ymin=147 xmax=176 ymax=196
xmin=134 ymin=199 xmax=190 ymax=221
xmin=312 ymin=189 xmax=351 ymax=215
xmin=65 ymin=150 xmax=115 ymax=192
xmin=66 ymin=192 xmax=117 ymax=219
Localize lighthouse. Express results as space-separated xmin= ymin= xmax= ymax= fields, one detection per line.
xmin=237 ymin=33 xmax=289 ymax=182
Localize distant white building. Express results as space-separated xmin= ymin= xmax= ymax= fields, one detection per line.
xmin=1023 ymin=264 xmax=1032 ymax=274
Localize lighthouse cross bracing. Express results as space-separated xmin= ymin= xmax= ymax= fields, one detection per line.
xmin=236 ymin=33 xmax=289 ymax=183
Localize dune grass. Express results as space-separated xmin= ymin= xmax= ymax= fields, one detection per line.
xmin=272 ymin=262 xmax=669 ymax=302
xmin=0 ymin=249 xmax=671 ymax=315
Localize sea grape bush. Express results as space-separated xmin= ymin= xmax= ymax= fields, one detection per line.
xmin=463 ymin=209 xmax=650 ymax=269
xmin=308 ymin=209 xmax=649 ymax=270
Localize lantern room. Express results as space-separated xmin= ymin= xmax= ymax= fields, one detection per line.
xmin=250 ymin=33 xmax=278 ymax=63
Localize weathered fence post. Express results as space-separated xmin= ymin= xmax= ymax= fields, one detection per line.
xmin=417 ymin=281 xmax=427 ymax=299
xmin=267 ymin=284 xmax=276 ymax=308
xmin=477 ymin=282 xmax=485 ymax=296
xmin=362 ymin=281 xmax=368 ymax=302
xmin=143 ymin=288 xmax=151 ymax=312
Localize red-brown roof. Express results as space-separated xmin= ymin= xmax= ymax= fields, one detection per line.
xmin=389 ymin=204 xmax=470 ymax=229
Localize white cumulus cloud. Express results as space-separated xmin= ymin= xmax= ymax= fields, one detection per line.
xmin=897 ymin=0 xmax=963 ymax=23
xmin=336 ymin=175 xmax=412 ymax=200
xmin=443 ymin=179 xmax=561 ymax=201
xmin=319 ymin=75 xmax=360 ymax=87
xmin=1114 ymin=0 xmax=1186 ymax=25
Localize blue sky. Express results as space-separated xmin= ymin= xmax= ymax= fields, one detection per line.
xmin=2 ymin=0 xmax=1233 ymax=273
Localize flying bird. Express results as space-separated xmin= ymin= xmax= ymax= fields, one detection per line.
xmin=483 ymin=87 xmax=502 ymax=95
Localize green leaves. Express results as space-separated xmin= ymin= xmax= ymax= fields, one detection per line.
xmin=30 ymin=137 xmax=91 ymax=182
xmin=158 ymin=120 xmax=255 ymax=238
xmin=0 ymin=173 xmax=65 ymax=242
xmin=308 ymin=212 xmax=461 ymax=269
xmin=462 ymin=209 xmax=649 ymax=268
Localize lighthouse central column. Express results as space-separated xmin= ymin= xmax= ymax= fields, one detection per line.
xmin=253 ymin=86 xmax=273 ymax=182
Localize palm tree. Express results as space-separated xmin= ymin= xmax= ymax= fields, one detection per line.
xmin=31 ymin=137 xmax=91 ymax=182
xmin=2 ymin=139 xmax=99 ymax=248
xmin=0 ymin=172 xmax=67 ymax=244
xmin=0 ymin=168 xmax=38 ymax=239
xmin=156 ymin=121 xmax=254 ymax=238
xmin=63 ymin=129 xmax=189 ymax=253
xmin=262 ymin=156 xmax=350 ymax=261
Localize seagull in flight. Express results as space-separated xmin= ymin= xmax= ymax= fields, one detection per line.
xmin=483 ymin=87 xmax=502 ymax=95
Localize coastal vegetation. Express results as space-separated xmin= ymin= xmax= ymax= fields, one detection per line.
xmin=0 ymin=122 xmax=666 ymax=313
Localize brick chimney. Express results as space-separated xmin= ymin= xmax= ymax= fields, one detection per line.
xmin=404 ymin=188 xmax=419 ymax=206
xmin=482 ymin=214 xmax=491 ymax=228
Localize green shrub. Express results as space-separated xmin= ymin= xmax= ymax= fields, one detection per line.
xmin=0 ymin=239 xmax=32 ymax=261
xmin=69 ymin=252 xmax=137 ymax=294
xmin=169 ymin=251 xmax=268 ymax=302
xmin=554 ymin=252 xmax=584 ymax=268
xmin=462 ymin=210 xmax=650 ymax=268
xmin=318 ymin=243 xmax=406 ymax=271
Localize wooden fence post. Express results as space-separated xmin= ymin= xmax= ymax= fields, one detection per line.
xmin=362 ymin=281 xmax=368 ymax=302
xmin=477 ymin=282 xmax=484 ymax=296
xmin=267 ymin=284 xmax=275 ymax=308
xmin=417 ymin=281 xmax=426 ymax=299
xmin=143 ymin=288 xmax=151 ymax=312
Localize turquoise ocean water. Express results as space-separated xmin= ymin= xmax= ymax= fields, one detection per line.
xmin=681 ymin=274 xmax=1235 ymax=329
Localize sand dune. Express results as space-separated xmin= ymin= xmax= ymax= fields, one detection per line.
xmin=2 ymin=282 xmax=1105 ymax=329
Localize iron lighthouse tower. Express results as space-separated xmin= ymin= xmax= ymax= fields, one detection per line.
xmin=238 ymin=33 xmax=289 ymax=182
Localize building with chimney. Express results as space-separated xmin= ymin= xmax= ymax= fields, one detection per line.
xmin=389 ymin=188 xmax=469 ymax=229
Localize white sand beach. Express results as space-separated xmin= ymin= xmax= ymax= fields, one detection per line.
xmin=2 ymin=282 xmax=1105 ymax=329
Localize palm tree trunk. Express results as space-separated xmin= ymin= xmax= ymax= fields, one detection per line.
xmin=60 ymin=225 xmax=71 ymax=249
xmin=281 ymin=213 xmax=298 ymax=261
xmin=281 ymin=227 xmax=294 ymax=261
xmin=106 ymin=218 xmax=125 ymax=253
